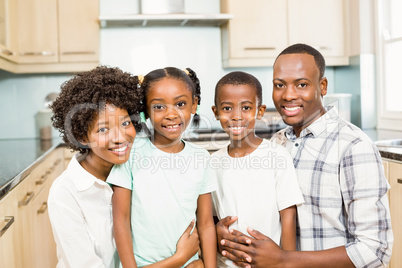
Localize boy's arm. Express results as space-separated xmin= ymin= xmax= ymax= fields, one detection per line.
xmin=279 ymin=206 xmax=297 ymax=251
xmin=112 ymin=185 xmax=137 ymax=268
xmin=196 ymin=193 xmax=217 ymax=268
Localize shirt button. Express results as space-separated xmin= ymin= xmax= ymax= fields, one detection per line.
xmin=295 ymin=143 xmax=299 ymax=147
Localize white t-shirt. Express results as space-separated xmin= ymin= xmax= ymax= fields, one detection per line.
xmin=48 ymin=153 xmax=119 ymax=268
xmin=211 ymin=139 xmax=304 ymax=268
xmin=107 ymin=138 xmax=217 ymax=267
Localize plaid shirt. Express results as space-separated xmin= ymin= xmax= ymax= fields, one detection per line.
xmin=271 ymin=106 xmax=393 ymax=268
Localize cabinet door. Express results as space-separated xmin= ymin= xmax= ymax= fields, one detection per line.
xmin=221 ymin=0 xmax=287 ymax=66
xmin=13 ymin=0 xmax=58 ymax=63
xmin=0 ymin=0 xmax=14 ymax=61
xmin=389 ymin=162 xmax=402 ymax=268
xmin=58 ymin=0 xmax=99 ymax=63
xmin=0 ymin=192 xmax=17 ymax=268
xmin=287 ymin=0 xmax=346 ymax=58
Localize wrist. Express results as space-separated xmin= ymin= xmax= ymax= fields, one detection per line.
xmin=172 ymin=251 xmax=187 ymax=267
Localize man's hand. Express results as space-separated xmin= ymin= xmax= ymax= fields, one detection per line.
xmin=221 ymin=227 xmax=285 ymax=268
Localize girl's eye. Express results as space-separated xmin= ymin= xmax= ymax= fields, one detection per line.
xmin=176 ymin=101 xmax=186 ymax=108
xmin=98 ymin=127 xmax=108 ymax=133
xmin=152 ymin=104 xmax=165 ymax=110
xmin=122 ymin=120 xmax=131 ymax=127
xmin=242 ymin=106 xmax=252 ymax=111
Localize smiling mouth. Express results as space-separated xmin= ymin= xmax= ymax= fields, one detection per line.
xmin=109 ymin=144 xmax=129 ymax=152
xmin=163 ymin=123 xmax=182 ymax=130
xmin=284 ymin=106 xmax=301 ymax=112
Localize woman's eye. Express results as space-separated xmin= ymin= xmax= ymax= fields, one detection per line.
xmin=98 ymin=127 xmax=108 ymax=133
xmin=152 ymin=104 xmax=165 ymax=110
xmin=122 ymin=121 xmax=131 ymax=127
xmin=176 ymin=101 xmax=186 ymax=108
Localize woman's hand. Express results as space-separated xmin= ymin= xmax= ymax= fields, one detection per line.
xmin=174 ymin=220 xmax=200 ymax=262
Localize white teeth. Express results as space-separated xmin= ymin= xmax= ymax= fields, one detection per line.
xmin=284 ymin=106 xmax=301 ymax=111
xmin=230 ymin=127 xmax=244 ymax=130
xmin=165 ymin=124 xmax=180 ymax=129
xmin=111 ymin=145 xmax=128 ymax=152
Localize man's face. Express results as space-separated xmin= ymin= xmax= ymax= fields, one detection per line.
xmin=272 ymin=53 xmax=327 ymax=136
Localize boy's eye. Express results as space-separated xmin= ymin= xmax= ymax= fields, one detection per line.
xmin=152 ymin=104 xmax=165 ymax=110
xmin=242 ymin=106 xmax=252 ymax=111
xmin=176 ymin=101 xmax=186 ymax=108
xmin=222 ymin=106 xmax=232 ymax=111
xmin=122 ymin=120 xmax=131 ymax=127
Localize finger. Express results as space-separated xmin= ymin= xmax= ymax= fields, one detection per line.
xmin=230 ymin=229 xmax=252 ymax=245
xmin=184 ymin=219 xmax=196 ymax=235
xmin=190 ymin=226 xmax=199 ymax=238
xmin=221 ymin=239 xmax=251 ymax=254
xmin=233 ymin=261 xmax=251 ymax=268
xmin=217 ymin=216 xmax=238 ymax=228
xmin=247 ymin=227 xmax=271 ymax=241
xmin=221 ymin=249 xmax=252 ymax=263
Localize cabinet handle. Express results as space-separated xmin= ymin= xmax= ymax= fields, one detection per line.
xmin=61 ymin=51 xmax=96 ymax=55
xmin=1 ymin=49 xmax=13 ymax=56
xmin=19 ymin=51 xmax=55 ymax=56
xmin=398 ymin=179 xmax=402 ymax=184
xmin=0 ymin=216 xmax=14 ymax=237
xmin=37 ymin=202 xmax=48 ymax=214
xmin=244 ymin=47 xmax=275 ymax=50
xmin=18 ymin=192 xmax=35 ymax=206
xmin=35 ymin=173 xmax=48 ymax=185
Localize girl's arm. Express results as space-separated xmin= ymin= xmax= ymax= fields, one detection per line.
xmin=196 ymin=193 xmax=217 ymax=268
xmin=112 ymin=186 xmax=137 ymax=267
xmin=113 ymin=185 xmax=200 ymax=268
xmin=279 ymin=205 xmax=297 ymax=250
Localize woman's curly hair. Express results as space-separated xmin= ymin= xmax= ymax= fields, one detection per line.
xmin=51 ymin=65 xmax=144 ymax=154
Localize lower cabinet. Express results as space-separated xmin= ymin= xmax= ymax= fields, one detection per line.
xmin=383 ymin=158 xmax=402 ymax=268
xmin=0 ymin=147 xmax=65 ymax=267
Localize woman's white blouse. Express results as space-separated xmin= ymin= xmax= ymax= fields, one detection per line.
xmin=48 ymin=153 xmax=118 ymax=268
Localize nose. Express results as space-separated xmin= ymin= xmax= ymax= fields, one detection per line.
xmin=282 ymin=86 xmax=298 ymax=101
xmin=231 ymin=107 xmax=242 ymax=121
xmin=111 ymin=126 xmax=128 ymax=143
xmin=165 ymin=105 xmax=179 ymax=120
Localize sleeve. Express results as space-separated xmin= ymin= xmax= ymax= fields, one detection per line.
xmin=274 ymin=146 xmax=305 ymax=211
xmin=48 ymin=185 xmax=106 ymax=268
xmin=340 ymin=141 xmax=393 ymax=267
xmin=106 ymin=152 xmax=133 ymax=190
xmin=199 ymin=152 xmax=218 ymax=195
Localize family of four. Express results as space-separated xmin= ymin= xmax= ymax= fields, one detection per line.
xmin=47 ymin=44 xmax=393 ymax=268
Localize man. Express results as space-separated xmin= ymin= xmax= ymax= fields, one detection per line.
xmin=215 ymin=44 xmax=393 ymax=268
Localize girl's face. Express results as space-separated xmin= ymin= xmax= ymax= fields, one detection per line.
xmin=83 ymin=103 xmax=136 ymax=168
xmin=212 ymin=84 xmax=266 ymax=143
xmin=146 ymin=77 xmax=197 ymax=146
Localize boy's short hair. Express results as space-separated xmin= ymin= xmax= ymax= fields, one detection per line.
xmin=275 ymin=43 xmax=326 ymax=80
xmin=214 ymin=71 xmax=263 ymax=106
xmin=51 ymin=65 xmax=144 ymax=154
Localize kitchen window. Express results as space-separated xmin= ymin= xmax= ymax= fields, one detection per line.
xmin=376 ymin=0 xmax=402 ymax=130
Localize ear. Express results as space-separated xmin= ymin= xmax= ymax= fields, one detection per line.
xmin=191 ymin=97 xmax=199 ymax=114
xmin=211 ymin=105 xmax=219 ymax=120
xmin=256 ymin=105 xmax=266 ymax=120
xmin=320 ymin=77 xmax=328 ymax=97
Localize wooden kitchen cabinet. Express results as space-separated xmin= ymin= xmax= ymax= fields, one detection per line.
xmin=388 ymin=160 xmax=402 ymax=268
xmin=0 ymin=147 xmax=64 ymax=267
xmin=0 ymin=0 xmax=99 ymax=73
xmin=221 ymin=0 xmax=349 ymax=67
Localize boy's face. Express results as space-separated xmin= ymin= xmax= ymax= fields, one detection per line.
xmin=272 ymin=53 xmax=327 ymax=136
xmin=212 ymin=84 xmax=266 ymax=142
xmin=83 ymin=104 xmax=136 ymax=167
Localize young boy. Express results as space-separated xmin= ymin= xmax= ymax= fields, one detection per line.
xmin=211 ymin=71 xmax=304 ymax=267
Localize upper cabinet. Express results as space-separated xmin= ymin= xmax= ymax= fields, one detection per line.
xmin=0 ymin=0 xmax=99 ymax=74
xmin=221 ymin=0 xmax=349 ymax=68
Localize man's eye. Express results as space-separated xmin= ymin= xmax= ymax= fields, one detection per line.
xmin=275 ymin=83 xmax=284 ymax=88
xmin=122 ymin=121 xmax=131 ymax=127
xmin=298 ymin=83 xmax=307 ymax=88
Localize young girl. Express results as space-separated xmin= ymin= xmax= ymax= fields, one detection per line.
xmin=48 ymin=66 xmax=199 ymax=268
xmin=107 ymin=67 xmax=217 ymax=267
xmin=211 ymin=71 xmax=304 ymax=267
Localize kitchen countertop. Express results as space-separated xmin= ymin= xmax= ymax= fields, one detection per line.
xmin=0 ymin=128 xmax=400 ymax=201
xmin=0 ymin=137 xmax=63 ymax=200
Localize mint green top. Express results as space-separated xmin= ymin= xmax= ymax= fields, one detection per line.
xmin=107 ymin=138 xmax=217 ymax=267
